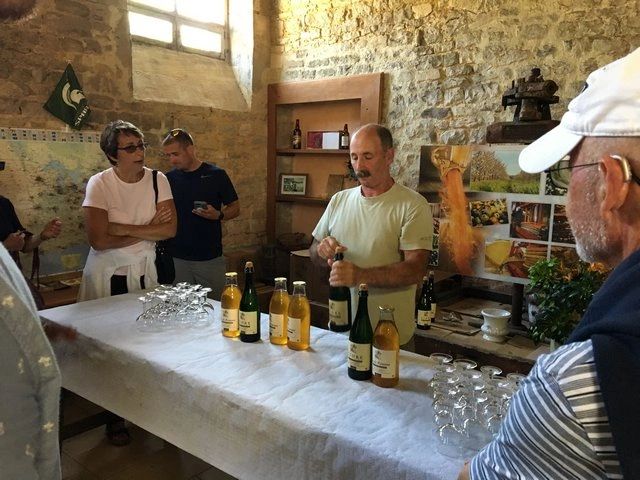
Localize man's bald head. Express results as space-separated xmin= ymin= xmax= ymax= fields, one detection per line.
xmin=0 ymin=0 xmax=37 ymax=21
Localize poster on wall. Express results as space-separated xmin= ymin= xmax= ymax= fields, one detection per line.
xmin=419 ymin=143 xmax=570 ymax=284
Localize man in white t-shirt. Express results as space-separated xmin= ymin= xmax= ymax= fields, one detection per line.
xmin=310 ymin=124 xmax=433 ymax=345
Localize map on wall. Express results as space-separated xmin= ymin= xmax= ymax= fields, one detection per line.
xmin=0 ymin=128 xmax=104 ymax=274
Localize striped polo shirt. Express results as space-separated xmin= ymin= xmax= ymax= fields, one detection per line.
xmin=471 ymin=340 xmax=622 ymax=479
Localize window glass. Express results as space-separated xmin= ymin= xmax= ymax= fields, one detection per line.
xmin=128 ymin=12 xmax=173 ymax=43
xmin=129 ymin=0 xmax=174 ymax=12
xmin=176 ymin=0 xmax=225 ymax=24
xmin=180 ymin=25 xmax=222 ymax=52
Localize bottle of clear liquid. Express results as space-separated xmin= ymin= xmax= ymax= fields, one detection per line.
xmin=329 ymin=246 xmax=351 ymax=332
xmin=372 ymin=305 xmax=399 ymax=388
xmin=339 ymin=123 xmax=350 ymax=150
xmin=416 ymin=271 xmax=435 ymax=330
xmin=348 ymin=284 xmax=373 ymax=381
xmin=221 ymin=272 xmax=241 ymax=338
xmin=292 ymin=119 xmax=302 ymax=149
xmin=269 ymin=277 xmax=289 ymax=345
xmin=287 ymin=280 xmax=310 ymax=350
xmin=239 ymin=261 xmax=260 ymax=343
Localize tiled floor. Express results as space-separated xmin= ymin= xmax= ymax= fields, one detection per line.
xmin=61 ymin=393 xmax=236 ymax=480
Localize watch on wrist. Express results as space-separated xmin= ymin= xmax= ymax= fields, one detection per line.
xmin=218 ymin=211 xmax=224 ymax=221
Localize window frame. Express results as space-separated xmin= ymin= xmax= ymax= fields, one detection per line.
xmin=127 ymin=1 xmax=227 ymax=60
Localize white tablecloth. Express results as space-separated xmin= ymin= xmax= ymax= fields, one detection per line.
xmin=42 ymin=293 xmax=464 ymax=480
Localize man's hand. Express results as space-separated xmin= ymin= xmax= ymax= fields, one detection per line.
xmin=316 ymin=236 xmax=346 ymax=266
xmin=329 ymin=258 xmax=360 ymax=287
xmin=40 ymin=218 xmax=62 ymax=241
xmin=193 ymin=204 xmax=223 ymax=221
xmin=3 ymin=231 xmax=25 ymax=251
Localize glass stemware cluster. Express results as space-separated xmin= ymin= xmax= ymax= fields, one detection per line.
xmin=136 ymin=283 xmax=214 ymax=331
xmin=428 ymin=353 xmax=524 ymax=459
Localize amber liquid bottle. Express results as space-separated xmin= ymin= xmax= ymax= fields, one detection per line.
xmin=372 ymin=305 xmax=400 ymax=388
xmin=239 ymin=261 xmax=260 ymax=343
xmin=221 ymin=272 xmax=241 ymax=338
xmin=339 ymin=123 xmax=350 ymax=150
xmin=292 ymin=119 xmax=302 ymax=149
xmin=328 ymin=247 xmax=352 ymax=332
xmin=287 ymin=281 xmax=310 ymax=350
xmin=269 ymin=277 xmax=289 ymax=345
xmin=348 ymin=284 xmax=373 ymax=381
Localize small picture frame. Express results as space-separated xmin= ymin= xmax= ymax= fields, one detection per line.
xmin=279 ymin=173 xmax=308 ymax=196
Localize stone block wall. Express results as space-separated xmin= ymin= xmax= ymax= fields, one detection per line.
xmin=270 ymin=0 xmax=640 ymax=188
xmin=0 ymin=0 xmax=272 ymax=266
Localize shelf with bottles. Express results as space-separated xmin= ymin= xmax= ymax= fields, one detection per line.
xmin=276 ymin=148 xmax=350 ymax=156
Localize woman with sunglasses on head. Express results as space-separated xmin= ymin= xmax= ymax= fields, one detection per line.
xmin=78 ymin=120 xmax=177 ymax=444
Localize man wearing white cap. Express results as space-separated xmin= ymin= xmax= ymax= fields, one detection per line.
xmin=459 ymin=48 xmax=640 ymax=479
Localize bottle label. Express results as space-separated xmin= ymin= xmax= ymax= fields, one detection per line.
xmin=270 ymin=313 xmax=284 ymax=338
xmin=292 ymin=134 xmax=301 ymax=147
xmin=372 ymin=347 xmax=398 ymax=378
xmin=222 ymin=308 xmax=239 ymax=331
xmin=430 ymin=303 xmax=437 ymax=317
xmin=348 ymin=342 xmax=371 ymax=371
xmin=340 ymin=135 xmax=349 ymax=148
xmin=417 ymin=309 xmax=433 ymax=327
xmin=239 ymin=310 xmax=258 ymax=334
xmin=287 ymin=316 xmax=301 ymax=343
xmin=329 ymin=299 xmax=349 ymax=326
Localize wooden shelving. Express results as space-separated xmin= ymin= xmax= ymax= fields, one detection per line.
xmin=275 ymin=195 xmax=329 ymax=206
xmin=276 ymin=148 xmax=350 ymax=156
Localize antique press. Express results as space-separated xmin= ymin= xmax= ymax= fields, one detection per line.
xmin=486 ymin=68 xmax=560 ymax=143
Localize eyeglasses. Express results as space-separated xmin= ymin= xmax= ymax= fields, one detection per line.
xmin=545 ymin=155 xmax=640 ymax=189
xmin=117 ymin=142 xmax=148 ymax=154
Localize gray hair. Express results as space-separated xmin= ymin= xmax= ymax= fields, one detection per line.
xmin=100 ymin=120 xmax=144 ymax=166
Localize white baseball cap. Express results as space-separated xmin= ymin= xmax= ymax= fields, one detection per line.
xmin=519 ymin=47 xmax=640 ymax=173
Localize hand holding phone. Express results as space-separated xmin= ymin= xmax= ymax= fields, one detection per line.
xmin=194 ymin=201 xmax=208 ymax=210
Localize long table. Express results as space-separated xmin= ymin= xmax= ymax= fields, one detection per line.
xmin=42 ymin=293 xmax=464 ymax=480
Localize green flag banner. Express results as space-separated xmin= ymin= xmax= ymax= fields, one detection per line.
xmin=43 ymin=64 xmax=90 ymax=130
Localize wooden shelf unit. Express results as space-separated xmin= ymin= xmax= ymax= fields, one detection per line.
xmin=267 ymin=73 xmax=383 ymax=243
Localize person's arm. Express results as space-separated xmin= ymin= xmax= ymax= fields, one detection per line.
xmin=107 ymin=199 xmax=177 ymax=241
xmin=329 ymin=248 xmax=429 ymax=288
xmin=457 ymin=461 xmax=470 ymax=480
xmin=22 ymin=217 xmax=62 ymax=253
xmin=84 ymin=207 xmax=141 ymax=251
xmin=221 ymin=200 xmax=239 ymax=221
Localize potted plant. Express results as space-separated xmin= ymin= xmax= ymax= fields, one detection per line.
xmin=527 ymin=258 xmax=609 ymax=347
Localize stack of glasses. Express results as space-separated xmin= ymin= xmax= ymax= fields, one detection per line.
xmin=136 ymin=283 xmax=214 ymax=331
xmin=427 ymin=353 xmax=526 ymax=459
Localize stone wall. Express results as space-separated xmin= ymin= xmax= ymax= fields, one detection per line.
xmin=270 ymin=0 xmax=640 ymax=188
xmin=0 ymin=0 xmax=272 ymax=272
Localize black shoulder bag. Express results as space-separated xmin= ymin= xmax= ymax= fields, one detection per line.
xmin=152 ymin=170 xmax=175 ymax=285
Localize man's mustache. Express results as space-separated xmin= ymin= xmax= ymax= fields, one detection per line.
xmin=356 ymin=170 xmax=371 ymax=178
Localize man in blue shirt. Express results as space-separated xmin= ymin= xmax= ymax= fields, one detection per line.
xmin=162 ymin=128 xmax=239 ymax=298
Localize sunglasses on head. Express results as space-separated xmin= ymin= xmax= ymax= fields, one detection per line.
xmin=167 ymin=128 xmax=194 ymax=145
xmin=117 ymin=142 xmax=148 ymax=154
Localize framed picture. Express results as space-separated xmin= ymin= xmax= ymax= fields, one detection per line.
xmin=279 ymin=173 xmax=308 ymax=196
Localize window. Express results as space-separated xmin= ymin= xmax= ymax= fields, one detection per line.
xmin=128 ymin=0 xmax=226 ymax=57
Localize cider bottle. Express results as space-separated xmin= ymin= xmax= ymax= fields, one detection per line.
xmin=269 ymin=277 xmax=289 ymax=345
xmin=339 ymin=123 xmax=350 ymax=150
xmin=348 ymin=284 xmax=373 ymax=381
xmin=372 ymin=305 xmax=400 ymax=388
xmin=292 ymin=119 xmax=302 ymax=149
xmin=328 ymin=247 xmax=351 ymax=332
xmin=239 ymin=261 xmax=260 ymax=343
xmin=287 ymin=280 xmax=310 ymax=351
xmin=416 ymin=271 xmax=435 ymax=330
xmin=221 ymin=272 xmax=241 ymax=338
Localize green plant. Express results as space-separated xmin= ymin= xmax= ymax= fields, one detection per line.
xmin=527 ymin=258 xmax=609 ymax=345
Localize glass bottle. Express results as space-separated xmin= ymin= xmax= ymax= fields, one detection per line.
xmin=292 ymin=119 xmax=302 ymax=149
xmin=287 ymin=280 xmax=310 ymax=351
xmin=269 ymin=277 xmax=289 ymax=345
xmin=221 ymin=272 xmax=241 ymax=338
xmin=328 ymin=246 xmax=351 ymax=332
xmin=239 ymin=261 xmax=260 ymax=343
xmin=339 ymin=123 xmax=350 ymax=150
xmin=416 ymin=271 xmax=435 ymax=330
xmin=348 ymin=284 xmax=373 ymax=381
xmin=372 ymin=305 xmax=399 ymax=388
